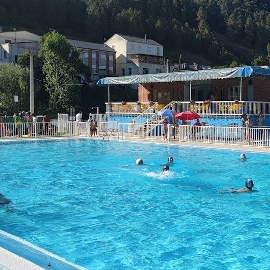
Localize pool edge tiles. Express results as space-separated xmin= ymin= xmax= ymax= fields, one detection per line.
xmin=0 ymin=230 xmax=87 ymax=270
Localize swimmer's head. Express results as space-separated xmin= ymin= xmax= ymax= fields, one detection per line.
xmin=168 ymin=156 xmax=174 ymax=163
xmin=163 ymin=165 xmax=169 ymax=172
xmin=240 ymin=153 xmax=246 ymax=159
xmin=245 ymin=178 xmax=254 ymax=189
xmin=136 ymin=158 xmax=143 ymax=165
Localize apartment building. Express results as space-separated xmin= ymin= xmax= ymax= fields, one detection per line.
xmin=105 ymin=33 xmax=165 ymax=77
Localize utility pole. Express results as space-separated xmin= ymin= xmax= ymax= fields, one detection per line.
xmin=30 ymin=51 xmax=34 ymax=113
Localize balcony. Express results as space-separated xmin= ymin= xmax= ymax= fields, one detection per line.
xmin=105 ymin=100 xmax=270 ymax=117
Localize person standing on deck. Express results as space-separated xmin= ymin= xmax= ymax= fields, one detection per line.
xmin=13 ymin=112 xmax=22 ymax=137
xmin=162 ymin=117 xmax=169 ymax=140
xmin=43 ymin=112 xmax=51 ymax=135
xmin=245 ymin=115 xmax=253 ymax=144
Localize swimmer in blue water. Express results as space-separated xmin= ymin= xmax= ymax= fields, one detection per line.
xmin=232 ymin=179 xmax=257 ymax=193
xmin=163 ymin=165 xmax=170 ymax=172
xmin=240 ymin=153 xmax=246 ymax=160
xmin=161 ymin=156 xmax=174 ymax=168
xmin=136 ymin=158 xmax=143 ymax=165
xmin=0 ymin=193 xmax=11 ymax=205
xmin=218 ymin=179 xmax=257 ymax=194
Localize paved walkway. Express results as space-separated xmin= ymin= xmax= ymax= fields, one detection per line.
xmin=0 ymin=247 xmax=45 ymax=270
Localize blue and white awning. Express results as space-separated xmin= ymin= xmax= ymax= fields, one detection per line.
xmin=97 ymin=66 xmax=270 ymax=86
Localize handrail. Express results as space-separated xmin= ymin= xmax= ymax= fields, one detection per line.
xmin=130 ymin=102 xmax=158 ymax=124
xmin=105 ymin=100 xmax=270 ymax=116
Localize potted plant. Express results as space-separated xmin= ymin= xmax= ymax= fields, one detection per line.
xmin=149 ymin=101 xmax=154 ymax=107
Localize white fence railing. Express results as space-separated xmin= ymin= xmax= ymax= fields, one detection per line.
xmin=95 ymin=121 xmax=270 ymax=147
xmin=0 ymin=121 xmax=77 ymax=138
xmin=2 ymin=119 xmax=270 ymax=148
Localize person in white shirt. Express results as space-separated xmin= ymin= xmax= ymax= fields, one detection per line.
xmin=76 ymin=111 xmax=82 ymax=122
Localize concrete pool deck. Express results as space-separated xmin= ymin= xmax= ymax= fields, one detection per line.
xmin=1 ymin=136 xmax=270 ymax=268
xmin=0 ymin=247 xmax=45 ymax=270
xmin=0 ymin=230 xmax=87 ymax=270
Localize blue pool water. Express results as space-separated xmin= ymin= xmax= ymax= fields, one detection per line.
xmin=1 ymin=139 xmax=270 ymax=269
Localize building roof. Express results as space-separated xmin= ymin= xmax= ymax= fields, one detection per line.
xmin=97 ymin=66 xmax=270 ymax=85
xmin=110 ymin=33 xmax=162 ymax=46
xmin=0 ymin=31 xmax=40 ymax=42
xmin=0 ymin=31 xmax=113 ymax=52
xmin=68 ymin=39 xmax=115 ymax=52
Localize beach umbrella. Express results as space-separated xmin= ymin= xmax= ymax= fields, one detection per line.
xmin=174 ymin=111 xmax=200 ymax=121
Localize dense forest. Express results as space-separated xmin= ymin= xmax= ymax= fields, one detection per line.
xmin=1 ymin=0 xmax=270 ymax=66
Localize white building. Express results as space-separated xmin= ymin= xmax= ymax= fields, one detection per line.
xmin=105 ymin=34 xmax=165 ymax=77
xmin=0 ymin=31 xmax=40 ymax=63
xmin=0 ymin=31 xmax=116 ymax=81
xmin=69 ymin=39 xmax=115 ymax=82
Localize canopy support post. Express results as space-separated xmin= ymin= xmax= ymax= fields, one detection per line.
xmin=107 ymin=85 xmax=110 ymax=103
xmin=239 ymin=77 xmax=242 ymax=101
xmin=189 ymin=81 xmax=192 ymax=100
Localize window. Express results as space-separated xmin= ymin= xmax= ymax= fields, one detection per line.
xmin=143 ymin=68 xmax=149 ymax=74
xmin=122 ymin=68 xmax=125 ymax=76
xmin=156 ymin=69 xmax=161 ymax=73
xmin=157 ymin=47 xmax=160 ymax=56
xmin=128 ymin=68 xmax=132 ymax=75
xmin=3 ymin=51 xmax=7 ymax=59
xmin=99 ymin=53 xmax=106 ymax=69
xmin=138 ymin=45 xmax=141 ymax=51
xmin=228 ymin=86 xmax=240 ymax=100
xmin=92 ymin=52 xmax=97 ymax=73
xmin=130 ymin=44 xmax=135 ymax=50
xmin=147 ymin=47 xmax=151 ymax=53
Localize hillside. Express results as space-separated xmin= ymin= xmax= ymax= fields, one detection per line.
xmin=1 ymin=0 xmax=270 ymax=66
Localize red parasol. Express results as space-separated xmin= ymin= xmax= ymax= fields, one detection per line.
xmin=174 ymin=111 xmax=200 ymax=121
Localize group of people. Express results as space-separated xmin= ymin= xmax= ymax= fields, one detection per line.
xmin=221 ymin=153 xmax=257 ymax=193
xmin=137 ymin=153 xmax=257 ymax=193
xmin=1 ymin=111 xmax=51 ymax=137
xmin=16 ymin=111 xmax=51 ymax=136
xmin=241 ymin=112 xmax=265 ymax=143
xmin=136 ymin=156 xmax=174 ymax=172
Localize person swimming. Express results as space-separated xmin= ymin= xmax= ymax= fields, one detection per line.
xmin=162 ymin=156 xmax=174 ymax=167
xmin=0 ymin=193 xmax=11 ymax=205
xmin=240 ymin=153 xmax=246 ymax=160
xmin=232 ymin=179 xmax=256 ymax=193
xmin=136 ymin=158 xmax=143 ymax=165
xmin=163 ymin=165 xmax=169 ymax=172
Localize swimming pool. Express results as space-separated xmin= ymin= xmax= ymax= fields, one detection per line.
xmin=1 ymin=139 xmax=270 ymax=269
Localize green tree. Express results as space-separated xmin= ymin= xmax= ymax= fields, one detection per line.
xmin=252 ymin=55 xmax=268 ymax=66
xmin=38 ymin=31 xmax=86 ymax=115
xmin=0 ymin=63 xmax=29 ymax=115
xmin=17 ymin=50 xmax=49 ymax=114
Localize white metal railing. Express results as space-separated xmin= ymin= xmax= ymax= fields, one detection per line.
xmin=0 ymin=121 xmax=77 ymax=138
xmin=2 ymin=118 xmax=270 ymax=148
xmin=105 ymin=100 xmax=270 ymax=116
xmin=177 ymin=125 xmax=270 ymax=146
xmin=95 ymin=121 xmax=270 ymax=147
